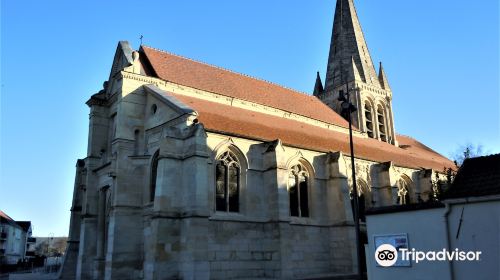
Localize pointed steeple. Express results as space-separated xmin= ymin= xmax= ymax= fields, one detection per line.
xmin=325 ymin=0 xmax=380 ymax=92
xmin=378 ymin=62 xmax=391 ymax=90
xmin=313 ymin=71 xmax=324 ymax=97
xmin=318 ymin=0 xmax=397 ymax=146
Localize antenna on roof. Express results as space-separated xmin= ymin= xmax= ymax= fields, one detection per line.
xmin=139 ymin=35 xmax=144 ymax=45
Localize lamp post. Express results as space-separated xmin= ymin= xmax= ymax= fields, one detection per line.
xmin=338 ymin=84 xmax=364 ymax=280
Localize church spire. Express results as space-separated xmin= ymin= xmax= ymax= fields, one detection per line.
xmin=378 ymin=62 xmax=391 ymax=90
xmin=318 ymin=0 xmax=397 ymax=146
xmin=313 ymin=71 xmax=324 ymax=97
xmin=325 ymin=0 xmax=380 ymax=92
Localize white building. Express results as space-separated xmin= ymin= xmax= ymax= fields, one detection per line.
xmin=0 ymin=211 xmax=35 ymax=265
xmin=366 ymin=154 xmax=500 ymax=280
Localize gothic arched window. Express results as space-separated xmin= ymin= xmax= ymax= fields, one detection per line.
xmin=150 ymin=151 xmax=159 ymax=202
xmin=364 ymin=101 xmax=374 ymax=138
xmin=397 ymin=177 xmax=411 ymax=205
xmin=288 ymin=163 xmax=310 ymax=217
xmin=215 ymin=151 xmax=240 ymax=212
xmin=377 ymin=105 xmax=387 ymax=142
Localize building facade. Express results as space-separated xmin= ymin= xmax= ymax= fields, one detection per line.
xmin=0 ymin=211 xmax=35 ymax=265
xmin=60 ymin=0 xmax=454 ymax=279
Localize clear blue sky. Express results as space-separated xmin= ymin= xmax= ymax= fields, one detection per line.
xmin=1 ymin=0 xmax=498 ymax=236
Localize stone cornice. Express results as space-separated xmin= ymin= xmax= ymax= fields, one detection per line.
xmin=86 ymin=92 xmax=109 ymax=107
xmin=120 ymin=71 xmax=167 ymax=87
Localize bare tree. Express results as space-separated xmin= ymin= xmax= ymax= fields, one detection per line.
xmin=451 ymin=143 xmax=485 ymax=167
xmin=35 ymin=240 xmax=48 ymax=256
xmin=51 ymin=238 xmax=68 ymax=256
xmin=34 ymin=237 xmax=68 ymax=257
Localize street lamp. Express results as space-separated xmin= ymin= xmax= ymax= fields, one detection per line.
xmin=338 ymin=85 xmax=364 ymax=280
xmin=48 ymin=232 xmax=54 ymax=257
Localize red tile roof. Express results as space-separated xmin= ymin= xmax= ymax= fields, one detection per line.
xmin=0 ymin=210 xmax=13 ymax=221
xmin=140 ymin=46 xmax=454 ymax=171
xmin=141 ymin=46 xmax=350 ymax=129
xmin=172 ymin=94 xmax=455 ymax=171
xmin=0 ymin=210 xmax=21 ymax=229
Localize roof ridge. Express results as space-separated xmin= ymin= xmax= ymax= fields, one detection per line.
xmin=140 ymin=44 xmax=352 ymax=130
xmin=465 ymin=153 xmax=500 ymax=161
xmin=396 ymin=133 xmax=416 ymax=140
xmin=0 ymin=210 xmax=14 ymax=221
xmin=397 ymin=134 xmax=433 ymax=144
xmin=397 ymin=133 xmax=445 ymax=157
xmin=141 ymin=45 xmax=315 ymax=98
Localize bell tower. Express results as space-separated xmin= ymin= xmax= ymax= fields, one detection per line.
xmin=315 ymin=0 xmax=397 ymax=145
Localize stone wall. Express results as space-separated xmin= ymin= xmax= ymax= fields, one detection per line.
xmin=203 ymin=220 xmax=348 ymax=279
xmin=207 ymin=220 xmax=279 ymax=279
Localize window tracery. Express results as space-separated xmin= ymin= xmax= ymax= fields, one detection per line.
xmin=288 ymin=163 xmax=309 ymax=217
xmin=215 ymin=151 xmax=240 ymax=212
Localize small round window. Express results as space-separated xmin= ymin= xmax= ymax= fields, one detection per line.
xmin=151 ymin=104 xmax=157 ymax=115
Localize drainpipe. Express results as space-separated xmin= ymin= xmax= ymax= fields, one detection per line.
xmin=443 ymin=195 xmax=500 ymax=280
xmin=443 ymin=203 xmax=455 ymax=280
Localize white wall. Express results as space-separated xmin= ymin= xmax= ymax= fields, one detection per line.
xmin=366 ymin=199 xmax=500 ymax=280
xmin=1 ymin=223 xmax=25 ymax=264
xmin=447 ymin=199 xmax=500 ymax=280
xmin=366 ymin=207 xmax=450 ymax=280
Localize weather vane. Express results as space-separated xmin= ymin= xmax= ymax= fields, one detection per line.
xmin=140 ymin=35 xmax=143 ymax=45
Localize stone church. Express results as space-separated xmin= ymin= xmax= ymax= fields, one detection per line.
xmin=60 ymin=0 xmax=455 ymax=279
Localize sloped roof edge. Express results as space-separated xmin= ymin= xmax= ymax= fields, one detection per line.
xmin=139 ymin=45 xmax=351 ymax=130
xmin=143 ymin=84 xmax=195 ymax=115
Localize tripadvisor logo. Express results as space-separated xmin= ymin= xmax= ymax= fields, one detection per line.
xmin=375 ymin=244 xmax=398 ymax=267
xmin=375 ymin=244 xmax=482 ymax=267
